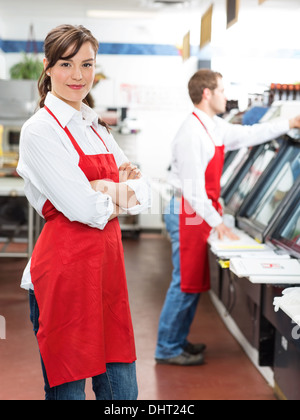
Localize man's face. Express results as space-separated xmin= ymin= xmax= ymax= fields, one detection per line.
xmin=209 ymin=77 xmax=227 ymax=115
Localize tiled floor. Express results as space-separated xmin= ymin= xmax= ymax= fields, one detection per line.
xmin=0 ymin=234 xmax=276 ymax=400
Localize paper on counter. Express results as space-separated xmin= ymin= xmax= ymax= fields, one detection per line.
xmin=211 ymin=248 xmax=291 ymax=259
xmin=230 ymin=257 xmax=300 ymax=278
xmin=208 ymin=228 xmax=266 ymax=252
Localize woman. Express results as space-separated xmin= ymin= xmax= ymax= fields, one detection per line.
xmin=17 ymin=25 xmax=151 ymax=400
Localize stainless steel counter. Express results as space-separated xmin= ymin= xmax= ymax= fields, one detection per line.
xmin=0 ymin=177 xmax=40 ymax=258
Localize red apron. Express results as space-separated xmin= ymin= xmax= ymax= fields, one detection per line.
xmin=179 ymin=112 xmax=225 ymax=294
xmin=30 ymin=106 xmax=136 ymax=388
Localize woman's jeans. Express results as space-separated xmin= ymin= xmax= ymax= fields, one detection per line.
xmin=155 ymin=197 xmax=201 ymax=360
xmin=29 ymin=289 xmax=138 ymax=401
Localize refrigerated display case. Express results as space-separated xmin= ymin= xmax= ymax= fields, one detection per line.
xmin=221 ymin=147 xmax=250 ymax=190
xmin=266 ymin=186 xmax=300 ymax=259
xmin=224 ymin=138 xmax=286 ymax=216
xmin=262 ymin=189 xmax=300 ymax=400
xmin=237 ymin=140 xmax=300 ymax=243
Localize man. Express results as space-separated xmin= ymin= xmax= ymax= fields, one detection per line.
xmin=155 ymin=69 xmax=300 ymax=366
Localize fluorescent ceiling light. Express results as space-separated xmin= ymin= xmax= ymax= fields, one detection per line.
xmin=87 ymin=10 xmax=157 ymax=19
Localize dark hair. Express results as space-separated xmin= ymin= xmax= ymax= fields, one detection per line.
xmin=188 ymin=69 xmax=223 ymax=105
xmin=38 ymin=24 xmax=110 ymax=132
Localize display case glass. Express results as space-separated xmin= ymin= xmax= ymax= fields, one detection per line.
xmin=223 ymin=139 xmax=284 ymax=212
xmin=221 ymin=145 xmax=262 ymax=204
xmin=268 ymin=191 xmax=300 ymax=258
xmin=221 ymin=147 xmax=249 ymax=189
xmin=281 ymin=207 xmax=300 ymax=245
xmin=251 ymin=147 xmax=300 ymax=227
xmin=237 ymin=141 xmax=300 ymax=241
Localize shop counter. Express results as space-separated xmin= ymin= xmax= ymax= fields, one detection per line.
xmin=0 ymin=177 xmax=41 ymax=258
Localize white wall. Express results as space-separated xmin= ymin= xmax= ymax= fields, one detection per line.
xmin=207 ymin=0 xmax=300 ymax=108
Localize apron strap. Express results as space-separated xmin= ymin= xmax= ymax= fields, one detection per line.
xmin=91 ymin=126 xmax=110 ymax=153
xmin=192 ymin=112 xmax=216 ymax=147
xmin=44 ymin=105 xmax=110 ymax=156
xmin=44 ymin=105 xmax=84 ymax=156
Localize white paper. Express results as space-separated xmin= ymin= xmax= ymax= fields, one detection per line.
xmin=230 ymin=258 xmax=300 ymax=278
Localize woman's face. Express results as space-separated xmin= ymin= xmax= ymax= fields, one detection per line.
xmin=44 ymin=41 xmax=96 ymax=111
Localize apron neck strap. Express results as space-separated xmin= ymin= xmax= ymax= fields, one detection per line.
xmin=90 ymin=126 xmax=110 ymax=153
xmin=192 ymin=112 xmax=216 ymax=146
xmin=44 ymin=105 xmax=110 ymax=155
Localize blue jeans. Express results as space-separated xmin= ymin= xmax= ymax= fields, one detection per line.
xmin=155 ymin=197 xmax=201 ymax=360
xmin=29 ymin=289 xmax=138 ymax=400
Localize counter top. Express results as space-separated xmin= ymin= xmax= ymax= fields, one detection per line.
xmin=249 ymin=275 xmax=300 ymax=285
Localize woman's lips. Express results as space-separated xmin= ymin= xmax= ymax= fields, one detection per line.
xmin=68 ymin=85 xmax=85 ymax=90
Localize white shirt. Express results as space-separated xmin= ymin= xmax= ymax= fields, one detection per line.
xmin=169 ymin=108 xmax=290 ymax=228
xmin=17 ymin=93 xmax=151 ymax=290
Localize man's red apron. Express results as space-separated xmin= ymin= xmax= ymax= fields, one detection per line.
xmin=30 ymin=106 xmax=136 ymax=388
xmin=179 ymin=112 xmax=225 ymax=294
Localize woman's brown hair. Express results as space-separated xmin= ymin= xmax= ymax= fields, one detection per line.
xmin=38 ymin=24 xmax=110 ymax=132
xmin=188 ymin=69 xmax=223 ymax=105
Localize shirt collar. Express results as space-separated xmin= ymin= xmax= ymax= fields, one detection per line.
xmin=44 ymin=93 xmax=99 ymax=129
xmin=193 ymin=107 xmax=217 ymax=133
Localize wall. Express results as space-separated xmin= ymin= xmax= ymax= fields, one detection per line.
xmin=201 ymin=0 xmax=300 ymax=108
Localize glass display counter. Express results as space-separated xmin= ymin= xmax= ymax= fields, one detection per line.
xmin=225 ymin=139 xmax=285 ymax=216
xmin=238 ymin=140 xmax=300 ymax=243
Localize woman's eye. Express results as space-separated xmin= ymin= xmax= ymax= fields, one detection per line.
xmin=83 ymin=63 xmax=93 ymax=68
xmin=60 ymin=62 xmax=71 ymax=67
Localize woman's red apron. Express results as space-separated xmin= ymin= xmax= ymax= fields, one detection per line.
xmin=30 ymin=106 xmax=136 ymax=388
xmin=179 ymin=112 xmax=225 ymax=294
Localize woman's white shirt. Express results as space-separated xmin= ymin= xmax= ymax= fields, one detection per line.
xmin=17 ymin=93 xmax=151 ymax=290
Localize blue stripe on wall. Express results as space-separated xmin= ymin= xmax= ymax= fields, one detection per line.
xmin=1 ymin=40 xmax=44 ymax=54
xmin=0 ymin=39 xmax=180 ymax=56
xmin=100 ymin=43 xmax=179 ymax=56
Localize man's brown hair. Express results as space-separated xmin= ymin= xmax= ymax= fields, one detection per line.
xmin=188 ymin=69 xmax=223 ymax=105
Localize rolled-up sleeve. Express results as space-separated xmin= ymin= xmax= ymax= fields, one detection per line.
xmin=103 ymin=132 xmax=152 ymax=215
xmin=17 ymin=122 xmax=114 ymax=230
xmin=121 ymin=177 xmax=152 ymax=215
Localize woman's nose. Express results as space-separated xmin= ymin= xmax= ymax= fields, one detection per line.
xmin=72 ymin=67 xmax=83 ymax=80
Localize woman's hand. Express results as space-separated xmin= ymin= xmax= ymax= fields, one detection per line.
xmin=119 ymin=162 xmax=141 ymax=183
xmin=90 ymin=179 xmax=140 ymax=208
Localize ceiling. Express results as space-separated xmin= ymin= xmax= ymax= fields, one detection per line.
xmin=0 ymin=0 xmax=204 ymax=17
xmin=0 ymin=0 xmax=297 ymax=19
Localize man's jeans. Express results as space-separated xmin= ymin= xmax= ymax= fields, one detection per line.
xmin=29 ymin=289 xmax=138 ymax=400
xmin=155 ymin=197 xmax=201 ymax=359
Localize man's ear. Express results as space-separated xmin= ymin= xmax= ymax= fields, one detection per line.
xmin=202 ymin=87 xmax=211 ymax=101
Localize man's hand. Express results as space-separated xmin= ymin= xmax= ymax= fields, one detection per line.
xmin=215 ymin=223 xmax=240 ymax=241
xmin=119 ymin=162 xmax=141 ymax=183
xmin=289 ymin=115 xmax=300 ymax=129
